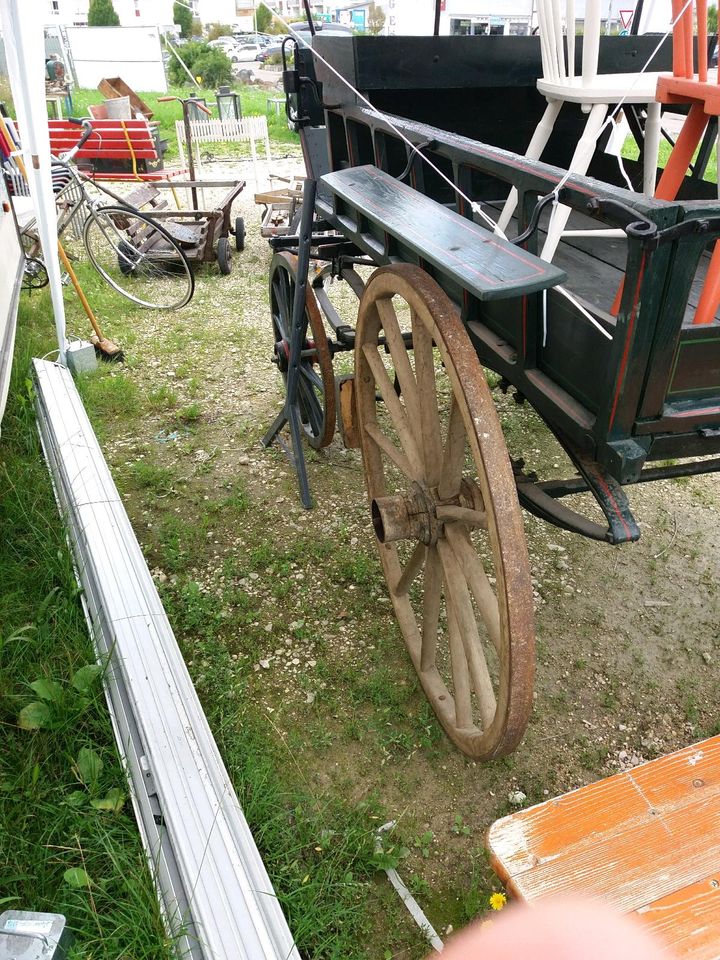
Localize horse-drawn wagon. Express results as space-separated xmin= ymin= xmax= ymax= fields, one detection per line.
xmin=263 ymin=32 xmax=720 ymax=760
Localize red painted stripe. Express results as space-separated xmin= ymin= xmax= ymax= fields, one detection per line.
xmin=594 ymin=471 xmax=633 ymax=540
xmin=608 ymin=253 xmax=646 ymax=431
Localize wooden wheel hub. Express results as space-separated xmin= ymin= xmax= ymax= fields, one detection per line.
xmin=371 ymin=477 xmax=485 ymax=546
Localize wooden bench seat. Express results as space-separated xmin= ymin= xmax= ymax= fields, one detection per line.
xmin=486 ymin=735 xmax=720 ymax=959
xmin=48 ymin=119 xmax=178 ymax=182
xmin=320 ymin=165 xmax=566 ymax=302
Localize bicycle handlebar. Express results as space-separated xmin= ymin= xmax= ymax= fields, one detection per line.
xmin=158 ymin=96 xmax=212 ymax=115
xmin=60 ymin=118 xmax=94 ymax=162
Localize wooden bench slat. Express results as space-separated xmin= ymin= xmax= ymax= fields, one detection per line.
xmin=639 ymin=875 xmax=720 ymax=960
xmin=486 ymin=735 xmax=720 ymax=959
xmin=321 ymin=165 xmax=566 ymax=302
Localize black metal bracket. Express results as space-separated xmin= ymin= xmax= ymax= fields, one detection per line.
xmin=645 ymin=216 xmax=720 ymax=249
xmin=511 ymin=190 xmax=565 ymax=247
xmin=513 ymin=429 xmax=641 ymax=545
xmin=585 ymin=197 xmax=659 ymax=243
xmin=587 ymin=196 xmax=720 ymax=250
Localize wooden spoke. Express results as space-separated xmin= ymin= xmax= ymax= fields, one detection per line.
xmin=411 ymin=310 xmax=443 ymax=485
xmin=436 ymin=505 xmax=488 ymax=529
xmin=420 ymin=546 xmax=442 ymax=672
xmin=355 ymin=264 xmax=535 ymax=760
xmin=361 ymin=342 xmax=423 ymax=478
xmin=437 ymin=396 xmax=466 ymax=500
xmin=438 ymin=538 xmax=497 ymax=732
xmin=364 ymin=421 xmax=415 ymax=480
xmin=446 ymin=598 xmax=473 ymax=730
xmin=445 ymin=524 xmax=502 ymax=655
xmin=394 ymin=542 xmax=426 ymax=597
xmin=376 ymin=296 xmax=420 ymax=425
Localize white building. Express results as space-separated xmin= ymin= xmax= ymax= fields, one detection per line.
xmin=331 ymin=0 xmax=536 ymax=35
xmin=45 ymin=0 xmax=176 ymax=28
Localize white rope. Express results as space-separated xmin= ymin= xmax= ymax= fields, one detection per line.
xmin=262 ymin=4 xmax=503 ymax=234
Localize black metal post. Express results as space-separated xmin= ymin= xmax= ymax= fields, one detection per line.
xmin=181 ymin=99 xmax=199 ymax=209
xmin=261 ymin=177 xmax=318 ymax=509
xmin=302 ymin=0 xmax=316 ymax=34
xmin=433 ymin=0 xmax=441 ymax=35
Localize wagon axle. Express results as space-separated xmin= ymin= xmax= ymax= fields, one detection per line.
xmin=372 ymin=477 xmax=486 ymax=547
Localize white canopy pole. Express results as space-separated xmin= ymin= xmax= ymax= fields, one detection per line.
xmin=0 ymin=0 xmax=68 ymax=363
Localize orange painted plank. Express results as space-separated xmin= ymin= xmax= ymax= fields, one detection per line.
xmin=656 ymin=77 xmax=720 ymax=114
xmin=638 ymin=875 xmax=720 ymax=960
xmin=487 ymin=736 xmax=720 ymax=918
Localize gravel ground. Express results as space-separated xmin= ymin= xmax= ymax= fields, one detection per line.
xmin=72 ymin=151 xmax=720 ymax=955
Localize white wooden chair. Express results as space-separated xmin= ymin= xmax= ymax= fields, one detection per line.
xmin=496 ymin=0 xmax=663 ymax=262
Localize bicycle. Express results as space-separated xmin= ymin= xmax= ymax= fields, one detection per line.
xmin=22 ymin=119 xmax=195 ymax=311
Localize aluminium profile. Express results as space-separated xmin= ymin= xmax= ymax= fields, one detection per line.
xmin=33 ymin=358 xmax=300 ymax=960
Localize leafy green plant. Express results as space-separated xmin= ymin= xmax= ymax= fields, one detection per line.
xmin=16 ymin=662 xmax=103 ymax=731
xmin=167 ymin=41 xmax=232 ymax=87
xmin=88 ymin=0 xmax=119 ymax=26
xmin=413 ymin=830 xmax=434 ymax=858
xmin=173 ymin=1 xmax=192 ymax=37
xmin=451 ymin=814 xmax=472 ymax=837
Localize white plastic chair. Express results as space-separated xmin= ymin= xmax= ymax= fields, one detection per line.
xmin=496 ymin=0 xmax=663 ymax=262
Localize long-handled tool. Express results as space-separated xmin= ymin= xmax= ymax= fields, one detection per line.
xmin=1 ymin=115 xmax=123 ymax=361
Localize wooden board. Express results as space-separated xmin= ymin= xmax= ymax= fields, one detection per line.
xmin=486 ymin=735 xmax=720 ymax=959
xmin=321 ymin=165 xmax=566 ymax=301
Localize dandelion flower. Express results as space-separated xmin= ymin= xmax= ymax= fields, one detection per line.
xmin=489 ymin=892 xmax=507 ymax=911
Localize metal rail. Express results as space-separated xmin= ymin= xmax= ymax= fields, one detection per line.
xmin=33 ymin=359 xmax=300 ymax=960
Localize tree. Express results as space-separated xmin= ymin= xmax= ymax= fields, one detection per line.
xmin=87 ymin=0 xmax=120 ymax=26
xmin=167 ymin=41 xmax=233 ymax=87
xmin=709 ymin=4 xmax=718 ymax=34
xmin=256 ymin=3 xmax=272 ymax=32
xmin=367 ymin=2 xmax=386 ymax=35
xmin=173 ymin=1 xmax=193 ymax=38
xmin=207 ymin=22 xmax=233 ymax=40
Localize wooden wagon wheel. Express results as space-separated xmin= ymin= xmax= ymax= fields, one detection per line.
xmin=354 ymin=264 xmax=535 ymax=759
xmin=269 ymin=251 xmax=336 ymax=449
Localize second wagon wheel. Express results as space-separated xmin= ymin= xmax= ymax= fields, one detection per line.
xmin=354 ymin=264 xmax=535 ymax=759
xmin=269 ymin=251 xmax=335 ymax=449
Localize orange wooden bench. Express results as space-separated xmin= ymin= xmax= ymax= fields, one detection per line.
xmin=486 ymin=735 xmax=720 ymax=959
xmin=48 ymin=118 xmax=177 ymax=182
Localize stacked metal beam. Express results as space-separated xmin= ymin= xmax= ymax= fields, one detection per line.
xmin=33 ymin=358 xmax=300 ymax=960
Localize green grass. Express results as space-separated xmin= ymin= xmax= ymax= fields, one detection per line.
xmin=69 ymin=85 xmax=299 ymax=162
xmin=0 ymin=294 xmax=174 ymax=958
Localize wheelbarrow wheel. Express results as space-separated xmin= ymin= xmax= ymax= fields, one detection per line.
xmin=234 ymin=216 xmax=245 ymax=252
xmin=354 ymin=264 xmax=535 ymax=760
xmin=83 ymin=205 xmax=194 ymax=311
xmin=217 ymin=236 xmax=232 ymax=275
xmin=269 ymin=251 xmax=335 ymax=449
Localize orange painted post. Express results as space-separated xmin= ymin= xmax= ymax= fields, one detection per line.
xmin=693 ymin=242 xmax=720 ymax=323
xmin=671 ymin=0 xmax=688 ymax=76
xmin=698 ymin=0 xmax=708 ymax=81
xmin=654 ymin=102 xmax=708 ymax=199
xmin=683 ymin=3 xmax=694 ymax=77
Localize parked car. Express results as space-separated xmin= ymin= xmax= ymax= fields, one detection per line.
xmin=232 ymin=32 xmax=272 ymax=46
xmin=234 ymin=43 xmax=264 ymax=62
xmin=207 ymin=37 xmax=237 ymax=51
xmin=290 ymin=22 xmax=354 ymax=39
xmin=256 ymin=42 xmax=284 ymax=62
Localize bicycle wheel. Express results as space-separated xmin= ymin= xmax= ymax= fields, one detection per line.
xmin=82 ymin=205 xmax=194 ymax=310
